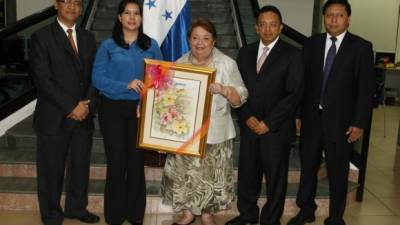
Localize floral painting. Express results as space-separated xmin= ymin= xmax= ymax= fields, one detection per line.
xmin=150 ymin=78 xmax=200 ymax=142
xmin=138 ymin=59 xmax=215 ymax=157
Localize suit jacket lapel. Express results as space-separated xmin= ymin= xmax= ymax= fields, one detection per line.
xmin=249 ymin=43 xmax=259 ymax=76
xmin=52 ymin=21 xmax=81 ymax=66
xmin=316 ymin=34 xmax=326 ymax=90
xmin=329 ymin=32 xmax=352 ymax=77
xmin=76 ymin=28 xmax=85 ymax=66
xmin=258 ymin=38 xmax=282 ymax=75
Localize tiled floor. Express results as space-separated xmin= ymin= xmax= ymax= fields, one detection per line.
xmin=1 ymin=106 xmax=400 ymax=225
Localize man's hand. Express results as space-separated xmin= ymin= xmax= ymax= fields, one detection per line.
xmin=68 ymin=100 xmax=90 ymax=121
xmin=246 ymin=116 xmax=260 ymax=130
xmin=346 ymin=126 xmax=364 ymax=143
xmin=254 ymin=121 xmax=269 ymax=135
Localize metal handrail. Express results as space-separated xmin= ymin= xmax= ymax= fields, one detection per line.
xmin=230 ymin=0 xmax=246 ymax=48
xmin=81 ymin=0 xmax=99 ymax=30
xmin=0 ymin=6 xmax=57 ymax=40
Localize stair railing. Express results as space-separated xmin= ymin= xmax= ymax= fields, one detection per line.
xmin=81 ymin=0 xmax=99 ymax=30
xmin=230 ymin=0 xmax=247 ymax=48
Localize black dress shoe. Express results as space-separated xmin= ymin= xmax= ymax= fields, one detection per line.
xmin=131 ymin=222 xmax=143 ymax=225
xmin=323 ymin=217 xmax=345 ymax=225
xmin=287 ymin=213 xmax=315 ymax=225
xmin=65 ymin=212 xmax=100 ymax=223
xmin=171 ymin=217 xmax=195 ymax=225
xmin=225 ymin=216 xmax=258 ymax=225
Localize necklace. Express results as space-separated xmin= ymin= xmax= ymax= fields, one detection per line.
xmin=189 ymin=48 xmax=214 ymax=67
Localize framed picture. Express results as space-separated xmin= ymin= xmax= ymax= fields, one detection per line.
xmin=138 ymin=59 xmax=216 ymax=157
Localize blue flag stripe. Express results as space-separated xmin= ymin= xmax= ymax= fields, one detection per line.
xmin=160 ymin=2 xmax=191 ymax=61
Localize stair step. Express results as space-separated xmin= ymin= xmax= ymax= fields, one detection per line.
xmin=0 ymin=141 xmax=303 ymax=169
xmin=92 ymin=13 xmax=232 ymax=27
xmin=0 ymin=177 xmax=350 ymax=197
xmin=0 ymin=193 xmax=333 ymax=216
xmin=0 ymin=149 xmax=325 ymax=182
xmin=216 ymin=35 xmax=238 ymax=48
xmin=95 ymin=5 xmax=231 ymax=17
xmin=0 ymin=177 xmax=358 ymax=215
xmin=219 ymin=48 xmax=238 ymax=59
xmin=0 ymin=176 xmax=357 ymax=198
xmin=191 ymin=2 xmax=230 ymax=10
xmin=191 ymin=13 xmax=232 ymax=24
xmin=91 ymin=24 xmax=235 ymax=43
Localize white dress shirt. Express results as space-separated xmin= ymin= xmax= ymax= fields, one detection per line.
xmin=323 ymin=31 xmax=346 ymax=68
xmin=57 ymin=18 xmax=78 ymax=52
xmin=257 ymin=36 xmax=279 ymax=62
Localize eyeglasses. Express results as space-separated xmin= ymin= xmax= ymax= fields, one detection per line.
xmin=57 ymin=0 xmax=82 ymax=7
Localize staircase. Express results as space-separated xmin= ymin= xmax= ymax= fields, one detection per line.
xmin=92 ymin=0 xmax=238 ymax=59
xmin=0 ymin=0 xmax=359 ymax=216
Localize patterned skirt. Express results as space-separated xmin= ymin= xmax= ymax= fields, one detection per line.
xmin=161 ymin=139 xmax=235 ymax=215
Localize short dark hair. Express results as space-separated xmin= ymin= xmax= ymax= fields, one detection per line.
xmin=188 ymin=19 xmax=217 ymax=40
xmin=112 ymin=0 xmax=151 ymax=50
xmin=322 ymin=0 xmax=352 ymax=16
xmin=257 ymin=5 xmax=282 ymax=24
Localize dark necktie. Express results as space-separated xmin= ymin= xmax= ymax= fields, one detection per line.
xmin=320 ymin=36 xmax=337 ymax=108
xmin=67 ymin=28 xmax=79 ymax=57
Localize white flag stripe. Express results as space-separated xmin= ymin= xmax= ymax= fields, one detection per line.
xmin=143 ymin=0 xmax=187 ymax=46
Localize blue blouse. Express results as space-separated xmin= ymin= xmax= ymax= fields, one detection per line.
xmin=92 ymin=38 xmax=163 ymax=100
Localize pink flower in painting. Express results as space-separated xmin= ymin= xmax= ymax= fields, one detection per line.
xmin=161 ymin=113 xmax=172 ymax=125
xmin=168 ymin=106 xmax=178 ymax=119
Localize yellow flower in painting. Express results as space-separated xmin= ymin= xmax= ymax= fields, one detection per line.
xmin=162 ymin=91 xmax=177 ymax=106
xmin=172 ymin=120 xmax=188 ymax=135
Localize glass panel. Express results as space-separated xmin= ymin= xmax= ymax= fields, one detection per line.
xmin=0 ymin=1 xmax=91 ymax=107
xmin=0 ymin=0 xmax=4 ymax=29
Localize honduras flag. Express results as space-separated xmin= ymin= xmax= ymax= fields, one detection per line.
xmin=143 ymin=0 xmax=191 ymax=61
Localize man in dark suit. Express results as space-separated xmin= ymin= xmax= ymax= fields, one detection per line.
xmin=287 ymin=1 xmax=375 ymax=225
xmin=30 ymin=1 xmax=99 ymax=224
xmin=225 ymin=5 xmax=304 ymax=225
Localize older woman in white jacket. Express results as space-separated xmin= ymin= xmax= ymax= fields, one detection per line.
xmin=161 ymin=19 xmax=248 ymax=225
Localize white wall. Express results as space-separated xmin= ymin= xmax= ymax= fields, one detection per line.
xmin=348 ymin=0 xmax=400 ymax=54
xmin=16 ymin=0 xmax=53 ymax=20
xmin=397 ymin=14 xmax=400 ymax=62
xmin=258 ymin=0 xmax=314 ymax=36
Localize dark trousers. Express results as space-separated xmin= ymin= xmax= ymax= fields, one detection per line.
xmin=296 ymin=124 xmax=352 ymax=225
xmin=98 ymin=97 xmax=145 ymax=224
xmin=237 ymin=130 xmax=291 ymax=225
xmin=36 ymin=123 xmax=93 ymax=225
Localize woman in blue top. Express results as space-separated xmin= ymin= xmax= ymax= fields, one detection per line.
xmin=92 ymin=0 xmax=162 ymax=224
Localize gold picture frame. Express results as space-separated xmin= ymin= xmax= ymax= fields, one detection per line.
xmin=138 ymin=59 xmax=216 ymax=157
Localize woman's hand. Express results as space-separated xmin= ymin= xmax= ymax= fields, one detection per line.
xmin=136 ymin=104 xmax=140 ymax=118
xmin=127 ymin=79 xmax=144 ymax=93
xmin=209 ymin=83 xmax=228 ymax=96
